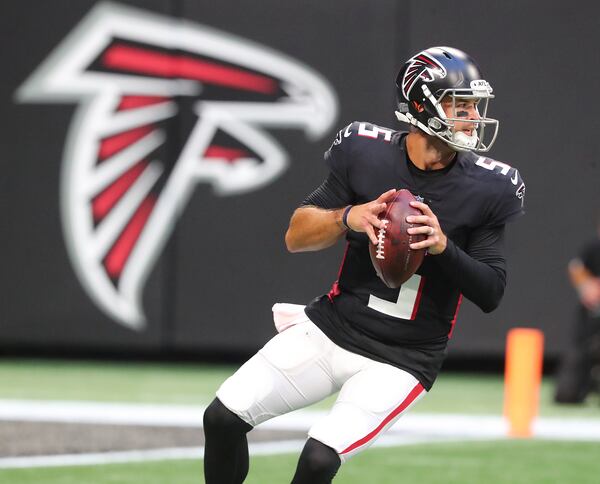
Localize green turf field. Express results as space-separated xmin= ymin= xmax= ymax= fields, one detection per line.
xmin=2 ymin=440 xmax=600 ymax=484
xmin=1 ymin=358 xmax=600 ymax=483
xmin=0 ymin=358 xmax=598 ymax=417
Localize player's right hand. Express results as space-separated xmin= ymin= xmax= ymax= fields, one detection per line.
xmin=345 ymin=189 xmax=397 ymax=245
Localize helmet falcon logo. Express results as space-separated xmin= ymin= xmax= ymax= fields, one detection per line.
xmin=401 ymin=53 xmax=447 ymax=99
xmin=16 ymin=2 xmax=338 ymax=330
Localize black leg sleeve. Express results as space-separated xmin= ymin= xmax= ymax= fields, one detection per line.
xmin=291 ymin=438 xmax=341 ymax=484
xmin=203 ymin=398 xmax=253 ymax=484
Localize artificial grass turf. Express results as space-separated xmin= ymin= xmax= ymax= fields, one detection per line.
xmin=1 ymin=358 xmax=599 ymax=418
xmin=2 ymin=440 xmax=600 ymax=484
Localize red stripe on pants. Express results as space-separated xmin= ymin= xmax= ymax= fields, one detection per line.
xmin=340 ymin=382 xmax=424 ymax=455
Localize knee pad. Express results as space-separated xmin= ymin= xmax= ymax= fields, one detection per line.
xmin=203 ymin=398 xmax=253 ymax=435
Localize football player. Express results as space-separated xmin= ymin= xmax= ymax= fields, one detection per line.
xmin=554 ymin=217 xmax=600 ymax=403
xmin=203 ymin=46 xmax=525 ymax=483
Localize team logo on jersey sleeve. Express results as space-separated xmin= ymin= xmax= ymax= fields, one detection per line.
xmin=16 ymin=2 xmax=338 ymax=329
xmin=401 ymin=52 xmax=447 ymax=99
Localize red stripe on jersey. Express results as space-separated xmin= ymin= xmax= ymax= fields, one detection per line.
xmin=205 ymin=145 xmax=248 ymax=163
xmin=99 ymin=126 xmax=153 ymax=160
xmin=117 ymin=96 xmax=169 ymax=111
xmin=102 ymin=45 xmax=277 ymax=94
xmin=340 ymin=382 xmax=425 ymax=455
xmin=104 ymin=196 xmax=156 ymax=279
xmin=410 ymin=276 xmax=426 ymax=320
xmin=327 ymin=242 xmax=349 ymax=302
xmin=448 ymin=294 xmax=463 ymax=339
xmin=92 ymin=160 xmax=148 ymax=221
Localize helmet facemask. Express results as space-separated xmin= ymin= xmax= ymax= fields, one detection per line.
xmin=396 ymin=81 xmax=499 ymax=153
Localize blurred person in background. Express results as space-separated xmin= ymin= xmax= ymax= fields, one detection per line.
xmin=555 ymin=217 xmax=600 ymax=403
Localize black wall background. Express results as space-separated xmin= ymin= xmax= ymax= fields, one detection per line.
xmin=1 ymin=0 xmax=598 ymax=361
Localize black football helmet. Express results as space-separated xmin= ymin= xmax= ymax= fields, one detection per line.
xmin=395 ymin=46 xmax=498 ymax=152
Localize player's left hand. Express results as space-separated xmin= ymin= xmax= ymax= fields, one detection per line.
xmin=406 ymin=201 xmax=447 ymax=255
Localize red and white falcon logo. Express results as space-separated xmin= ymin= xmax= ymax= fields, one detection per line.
xmin=401 ymin=52 xmax=447 ymax=99
xmin=16 ymin=2 xmax=338 ymax=330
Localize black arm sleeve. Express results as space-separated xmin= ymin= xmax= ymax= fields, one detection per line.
xmin=300 ymin=171 xmax=353 ymax=209
xmin=433 ymin=225 xmax=507 ymax=313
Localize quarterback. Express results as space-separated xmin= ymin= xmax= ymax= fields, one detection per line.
xmin=203 ymin=46 xmax=525 ymax=483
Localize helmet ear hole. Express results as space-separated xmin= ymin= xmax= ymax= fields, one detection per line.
xmin=412 ymin=101 xmax=425 ymax=113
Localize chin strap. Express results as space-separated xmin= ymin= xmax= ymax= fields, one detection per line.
xmin=395 ymin=111 xmax=433 ymax=136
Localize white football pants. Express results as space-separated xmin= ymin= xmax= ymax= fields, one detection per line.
xmin=216 ymin=317 xmax=426 ymax=462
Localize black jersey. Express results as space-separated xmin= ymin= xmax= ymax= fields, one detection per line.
xmin=304 ymin=121 xmax=525 ymax=389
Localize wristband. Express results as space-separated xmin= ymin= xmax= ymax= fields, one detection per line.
xmin=342 ymin=205 xmax=353 ymax=230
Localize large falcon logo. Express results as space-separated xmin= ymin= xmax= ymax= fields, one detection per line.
xmin=16 ymin=2 xmax=338 ymax=330
xmin=401 ymin=52 xmax=447 ymax=99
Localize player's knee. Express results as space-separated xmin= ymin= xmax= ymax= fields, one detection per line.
xmin=203 ymin=398 xmax=252 ymax=436
xmin=293 ymin=438 xmax=341 ymax=483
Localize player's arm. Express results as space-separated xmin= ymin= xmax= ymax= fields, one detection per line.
xmin=285 ymin=174 xmax=395 ymax=252
xmin=432 ymin=225 xmax=507 ymax=313
xmin=285 ymin=206 xmax=347 ymax=252
xmin=569 ymin=258 xmax=595 ymax=286
xmin=407 ymin=168 xmax=526 ymax=312
xmin=287 ymin=122 xmax=397 ymax=252
xmin=568 ymin=257 xmax=600 ymax=310
xmin=405 ymin=200 xmax=507 ymax=313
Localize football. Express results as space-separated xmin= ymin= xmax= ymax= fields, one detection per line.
xmin=369 ymin=189 xmax=426 ymax=288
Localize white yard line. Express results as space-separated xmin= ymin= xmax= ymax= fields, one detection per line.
xmin=0 ymin=400 xmax=208 ymax=427
xmin=1 ymin=399 xmax=600 ymax=469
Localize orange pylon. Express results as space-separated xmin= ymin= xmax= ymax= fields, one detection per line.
xmin=503 ymin=328 xmax=544 ymax=438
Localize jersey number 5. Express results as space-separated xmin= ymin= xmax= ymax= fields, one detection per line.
xmin=367 ymin=274 xmax=424 ymax=320
xmin=475 ymin=156 xmax=511 ymax=175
